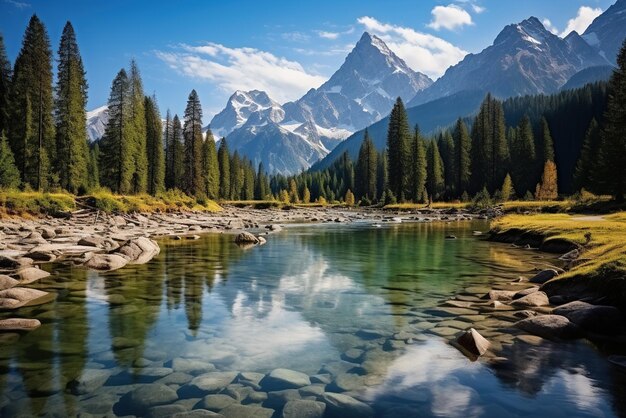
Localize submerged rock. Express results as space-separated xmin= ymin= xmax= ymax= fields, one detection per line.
xmin=261 ymin=368 xmax=310 ymax=390
xmin=0 ymin=318 xmax=41 ymax=331
xmin=321 ymin=392 xmax=374 ymax=418
xmin=219 ymin=404 xmax=274 ymax=418
xmin=529 ymin=269 xmax=558 ymax=284
xmin=0 ymin=275 xmax=19 ymax=290
xmin=179 ymin=371 xmax=238 ymax=398
xmin=515 ymin=315 xmax=581 ymax=340
xmin=454 ymin=328 xmax=490 ymax=358
xmin=115 ymin=383 xmax=179 ymax=416
xmin=553 ymin=301 xmax=624 ymax=334
xmin=0 ymin=287 xmax=54 ymax=309
xmin=196 ymin=394 xmax=237 ymax=412
xmin=234 ymin=231 xmax=259 ymax=245
xmin=67 ymin=369 xmax=112 ymax=395
xmin=282 ymin=400 xmax=326 ymax=418
xmin=116 ymin=237 xmax=160 ymax=264
xmin=84 ymin=253 xmax=129 ymax=271
xmin=13 ymin=266 xmax=50 ymax=284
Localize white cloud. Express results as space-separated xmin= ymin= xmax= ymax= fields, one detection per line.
xmin=281 ymin=31 xmax=310 ymax=43
xmin=560 ymin=6 xmax=602 ymax=37
xmin=471 ymin=4 xmax=485 ymax=14
xmin=427 ymin=4 xmax=474 ymax=31
xmin=156 ymin=43 xmax=326 ymax=103
xmin=357 ymin=16 xmax=467 ymax=79
xmin=317 ymin=31 xmax=340 ymax=40
xmin=542 ymin=18 xmax=559 ymax=35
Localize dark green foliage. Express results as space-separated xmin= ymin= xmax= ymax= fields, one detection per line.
xmin=9 ymin=14 xmax=55 ymax=190
xmin=453 ymin=118 xmax=471 ymax=196
xmin=573 ymin=118 xmax=600 ymax=192
xmin=426 ymin=140 xmax=444 ymax=201
xmin=410 ymin=125 xmax=427 ymax=202
xmin=183 ymin=89 xmax=203 ymax=195
xmin=355 ymin=129 xmax=377 ymax=201
xmin=145 ymin=95 xmax=165 ymax=195
xmin=169 ymin=115 xmax=185 ymax=190
xmin=387 ymin=98 xmax=411 ymax=201
xmin=229 ymin=151 xmax=243 ymax=200
xmin=0 ymin=133 xmax=20 ymax=188
xmin=438 ymin=131 xmax=455 ymax=199
xmin=254 ymin=162 xmax=269 ymax=200
xmin=218 ymin=138 xmax=230 ymax=199
xmin=202 ymin=129 xmax=219 ymax=199
xmin=597 ymin=40 xmax=626 ymax=201
xmin=99 ymin=69 xmax=133 ymax=193
xmin=539 ymin=117 xmax=555 ymax=163
xmin=54 ymin=22 xmax=89 ymax=193
xmin=87 ymin=142 xmax=99 ymax=190
xmin=0 ymin=34 xmax=11 ymax=137
xmin=377 ymin=151 xmax=388 ymax=202
xmin=510 ymin=116 xmax=537 ymax=196
xmin=128 ymin=60 xmax=147 ymax=193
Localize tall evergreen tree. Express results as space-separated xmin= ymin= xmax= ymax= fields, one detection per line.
xmin=573 ymin=118 xmax=600 ymax=192
xmin=144 ymin=95 xmax=165 ymax=195
xmin=0 ymin=133 xmax=20 ymax=188
xmin=411 ymin=125 xmax=427 ymax=202
xmin=54 ymin=21 xmax=88 ymax=193
xmin=452 ymin=118 xmax=471 ymax=197
xmin=535 ymin=160 xmax=558 ymax=200
xmin=426 ymin=140 xmax=444 ymax=201
xmin=438 ymin=131 xmax=455 ymax=198
xmin=230 ymin=151 xmax=243 ymax=199
xmin=597 ymin=40 xmax=626 ymax=201
xmin=242 ymin=159 xmax=255 ymax=200
xmin=87 ymin=142 xmax=99 ymax=190
xmin=377 ymin=151 xmax=388 ymax=202
xmin=163 ymin=110 xmax=174 ymax=189
xmin=182 ymin=89 xmax=203 ymax=195
xmin=539 ymin=117 xmax=555 ymax=163
xmin=0 ymin=34 xmax=11 ymax=137
xmin=254 ymin=162 xmax=268 ymax=200
xmin=511 ymin=116 xmax=536 ymax=196
xmin=218 ymin=138 xmax=230 ymax=199
xmin=202 ymin=129 xmax=219 ymax=199
xmin=170 ymin=115 xmax=184 ymax=190
xmin=128 ymin=60 xmax=147 ymax=193
xmin=9 ymin=15 xmax=55 ymax=190
xmin=386 ymin=98 xmax=411 ymax=201
xmin=470 ymin=94 xmax=508 ymax=194
xmin=355 ymin=129 xmax=377 ymax=201
xmin=99 ymin=69 xmax=133 ymax=193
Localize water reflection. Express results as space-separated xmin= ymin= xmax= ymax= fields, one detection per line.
xmin=0 ymin=221 xmax=624 ymax=417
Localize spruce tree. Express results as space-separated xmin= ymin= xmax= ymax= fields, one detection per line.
xmin=182 ymin=89 xmax=203 ymax=195
xmin=500 ymin=173 xmax=515 ymax=202
xmin=163 ymin=110 xmax=173 ymax=188
xmin=128 ymin=60 xmax=147 ymax=193
xmin=355 ymin=129 xmax=377 ymax=201
xmin=230 ymin=151 xmax=243 ymax=200
xmin=242 ymin=160 xmax=255 ymax=200
xmin=511 ymin=116 xmax=536 ymax=196
xmin=54 ymin=21 xmax=89 ymax=193
xmin=170 ymin=115 xmax=184 ymax=190
xmin=144 ymin=95 xmax=165 ymax=195
xmin=9 ymin=15 xmax=55 ymax=190
xmin=202 ymin=129 xmax=220 ymax=199
xmin=87 ymin=143 xmax=99 ymax=190
xmin=0 ymin=34 xmax=11 ymax=137
xmin=99 ymin=69 xmax=133 ymax=193
xmin=0 ymin=133 xmax=20 ymax=188
xmin=453 ymin=118 xmax=471 ymax=197
xmin=597 ymin=40 xmax=626 ymax=201
xmin=426 ymin=140 xmax=444 ymax=201
xmin=386 ymin=98 xmax=411 ymax=201
xmin=254 ymin=162 xmax=268 ymax=200
xmin=411 ymin=126 xmax=427 ymax=203
xmin=540 ymin=117 xmax=555 ymax=163
xmin=573 ymin=118 xmax=600 ymax=192
xmin=438 ymin=131 xmax=455 ymax=198
xmin=377 ymin=151 xmax=388 ymax=202
xmin=218 ymin=138 xmax=231 ymax=199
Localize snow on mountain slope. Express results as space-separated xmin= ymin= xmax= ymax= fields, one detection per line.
xmin=86 ymin=105 xmax=108 ymax=142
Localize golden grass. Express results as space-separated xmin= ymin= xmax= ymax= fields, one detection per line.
xmin=0 ymin=189 xmax=76 ymax=217
xmin=491 ymin=212 xmax=626 ymax=283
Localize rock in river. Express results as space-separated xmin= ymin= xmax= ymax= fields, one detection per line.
xmin=261 ymin=368 xmax=311 ymax=390
xmin=553 ymin=301 xmax=624 ymax=334
xmin=454 ymin=328 xmax=490 ymax=358
xmin=84 ymin=254 xmax=129 ymax=271
xmin=321 ymin=392 xmax=374 ymax=418
xmin=0 ymin=275 xmax=19 ymax=290
xmin=234 ymin=231 xmax=259 ymax=245
xmin=116 ymin=237 xmax=160 ymax=264
xmin=0 ymin=287 xmax=54 ymax=309
xmin=529 ymin=269 xmax=558 ymax=284
xmin=219 ymin=404 xmax=274 ymax=418
xmin=0 ymin=318 xmax=41 ymax=331
xmin=67 ymin=369 xmax=112 ymax=395
xmin=515 ymin=315 xmax=581 ymax=340
xmin=510 ymin=291 xmax=549 ymax=307
xmin=282 ymin=400 xmax=326 ymax=418
xmin=13 ymin=266 xmax=50 ymax=284
xmin=178 ymin=371 xmax=238 ymax=398
xmin=115 ymin=383 xmax=179 ymax=416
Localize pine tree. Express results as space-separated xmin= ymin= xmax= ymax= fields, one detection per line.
xmin=218 ymin=138 xmax=230 ymax=199
xmin=535 ymin=160 xmax=558 ymax=200
xmin=99 ymin=69 xmax=133 ymax=193
xmin=87 ymin=143 xmax=99 ymax=190
xmin=453 ymin=118 xmax=471 ymax=197
xmin=9 ymin=15 xmax=55 ymax=190
xmin=355 ymin=129 xmax=378 ymax=201
xmin=411 ymin=125 xmax=427 ymax=203
xmin=426 ymin=140 xmax=444 ymax=201
xmin=288 ymin=178 xmax=299 ymax=203
xmin=170 ymin=115 xmax=184 ymax=190
xmin=470 ymin=94 xmax=508 ymax=194
xmin=0 ymin=34 xmax=11 ymax=137
xmin=597 ymin=40 xmax=626 ymax=201
xmin=241 ymin=160 xmax=254 ymax=200
xmin=54 ymin=21 xmax=89 ymax=193
xmin=183 ymin=89 xmax=203 ymax=195
xmin=540 ymin=117 xmax=555 ymax=163
xmin=511 ymin=116 xmax=536 ymax=196
xmin=500 ymin=173 xmax=515 ymax=202
xmin=303 ymin=185 xmax=311 ymax=204
xmin=144 ymin=95 xmax=165 ymax=195
xmin=387 ymin=98 xmax=411 ymax=201
xmin=230 ymin=151 xmax=243 ymax=199
xmin=377 ymin=151 xmax=388 ymax=202
xmin=128 ymin=60 xmax=147 ymax=193
xmin=202 ymin=129 xmax=220 ymax=199
xmin=164 ymin=110 xmax=173 ymax=189
xmin=438 ymin=131 xmax=455 ymax=198
xmin=0 ymin=133 xmax=20 ymax=188
xmin=254 ymin=162 xmax=268 ymax=200
xmin=573 ymin=118 xmax=600 ymax=192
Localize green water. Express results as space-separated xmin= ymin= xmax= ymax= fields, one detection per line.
xmin=1 ymin=221 xmax=625 ymax=417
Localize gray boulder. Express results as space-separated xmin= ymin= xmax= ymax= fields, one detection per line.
xmin=116 ymin=237 xmax=160 ymax=264
xmin=67 ymin=369 xmax=112 ymax=395
xmin=0 ymin=287 xmax=54 ymax=309
xmin=510 ymin=291 xmax=549 ymax=307
xmin=515 ymin=315 xmax=581 ymax=340
xmin=529 ymin=269 xmax=558 ymax=284
xmin=234 ymin=232 xmax=259 ymax=245
xmin=84 ymin=254 xmax=129 ymax=271
xmin=553 ymin=301 xmax=624 ymax=334
xmin=219 ymin=404 xmax=274 ymax=418
xmin=0 ymin=318 xmax=41 ymax=331
xmin=261 ymin=368 xmax=310 ymax=390
xmin=454 ymin=328 xmax=490 ymax=358
xmin=282 ymin=400 xmax=326 ymax=418
xmin=178 ymin=371 xmax=238 ymax=398
xmin=115 ymin=383 xmax=179 ymax=416
xmin=196 ymin=394 xmax=237 ymax=412
xmin=0 ymin=275 xmax=19 ymax=290
xmin=321 ymin=392 xmax=374 ymax=418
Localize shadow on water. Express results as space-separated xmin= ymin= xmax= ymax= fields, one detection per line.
xmin=1 ymin=221 xmax=625 ymax=417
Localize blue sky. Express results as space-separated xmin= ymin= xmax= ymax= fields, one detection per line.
xmin=0 ymin=0 xmax=615 ymax=119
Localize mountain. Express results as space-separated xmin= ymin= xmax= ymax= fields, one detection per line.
xmin=87 ymin=106 xmax=108 ymax=142
xmin=408 ymin=17 xmax=607 ymax=107
xmin=583 ymin=0 xmax=626 ymax=65
xmin=561 ymin=65 xmax=614 ymax=91
xmin=312 ymin=90 xmax=486 ymax=171
xmin=209 ymin=32 xmax=432 ymax=174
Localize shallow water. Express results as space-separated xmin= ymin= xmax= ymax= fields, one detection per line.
xmin=1 ymin=220 xmax=625 ymax=417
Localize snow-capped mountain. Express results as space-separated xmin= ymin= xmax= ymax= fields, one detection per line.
xmin=408 ymin=17 xmax=608 ymax=107
xmin=86 ymin=106 xmax=108 ymax=142
xmin=582 ymin=0 xmax=626 ymax=65
xmin=210 ymin=32 xmax=432 ymax=174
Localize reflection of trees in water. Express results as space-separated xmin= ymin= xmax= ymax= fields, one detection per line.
xmin=0 ymin=266 xmax=89 ymax=416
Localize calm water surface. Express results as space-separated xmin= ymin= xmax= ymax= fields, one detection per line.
xmin=1 ymin=221 xmax=625 ymax=417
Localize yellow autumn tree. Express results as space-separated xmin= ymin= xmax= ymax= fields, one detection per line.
xmin=303 ymin=186 xmax=311 ymax=204
xmin=345 ymin=189 xmax=355 ymax=206
xmin=279 ymin=189 xmax=290 ymax=204
xmin=535 ymin=160 xmax=558 ymax=200
xmin=288 ymin=179 xmax=300 ymax=203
